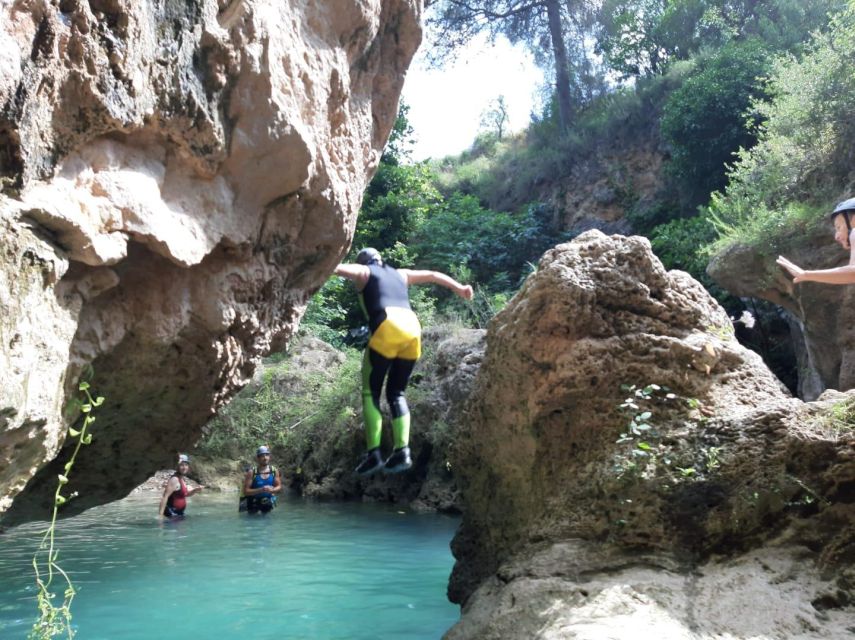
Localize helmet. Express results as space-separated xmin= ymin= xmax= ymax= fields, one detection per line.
xmin=177 ymin=454 xmax=190 ymax=464
xmin=831 ymin=198 xmax=855 ymax=249
xmin=256 ymin=445 xmax=271 ymax=456
xmin=830 ymin=197 xmax=855 ymax=220
xmin=355 ymin=248 xmax=382 ymax=265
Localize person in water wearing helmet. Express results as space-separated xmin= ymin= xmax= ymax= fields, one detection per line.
xmin=334 ymin=248 xmax=474 ymax=475
xmin=158 ymin=454 xmax=204 ymax=518
xmin=241 ymin=445 xmax=282 ymax=514
xmin=777 ymin=198 xmax=855 ymax=284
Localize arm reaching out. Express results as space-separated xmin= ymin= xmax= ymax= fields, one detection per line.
xmin=400 ymin=269 xmax=474 ymax=300
xmin=334 ymin=263 xmax=369 ymax=289
xmin=777 ymin=255 xmax=855 ymax=285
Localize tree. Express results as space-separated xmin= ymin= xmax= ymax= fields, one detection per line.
xmin=427 ymin=0 xmax=597 ymax=132
xmin=660 ymin=39 xmax=773 ymax=201
xmin=480 ymin=95 xmax=510 ymax=139
xmin=596 ymin=0 xmax=845 ymax=79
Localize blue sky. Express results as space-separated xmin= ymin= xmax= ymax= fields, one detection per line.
xmin=401 ymin=34 xmax=544 ymax=161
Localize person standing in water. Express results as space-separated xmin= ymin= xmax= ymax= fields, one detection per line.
xmin=334 ymin=248 xmax=473 ymax=475
xmin=778 ymin=198 xmax=855 ymax=284
xmin=158 ymin=454 xmax=204 ymax=518
xmin=241 ymin=445 xmax=282 ymax=514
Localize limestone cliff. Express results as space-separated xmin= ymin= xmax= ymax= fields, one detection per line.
xmin=446 ymin=231 xmax=855 ymax=639
xmin=0 ymin=0 xmax=421 ymax=521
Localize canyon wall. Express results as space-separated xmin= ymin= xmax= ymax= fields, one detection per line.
xmin=0 ymin=0 xmax=421 ymax=521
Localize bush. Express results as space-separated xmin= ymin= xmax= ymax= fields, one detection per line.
xmin=661 ymin=38 xmax=774 ymax=203
xmin=705 ymin=6 xmax=855 ymax=255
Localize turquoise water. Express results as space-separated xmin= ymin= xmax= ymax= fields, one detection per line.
xmin=0 ymin=494 xmax=460 ymax=639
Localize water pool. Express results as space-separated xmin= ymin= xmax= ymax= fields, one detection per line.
xmin=0 ymin=494 xmax=460 ymax=639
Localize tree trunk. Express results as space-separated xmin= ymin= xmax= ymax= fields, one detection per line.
xmin=546 ymin=0 xmax=573 ymax=131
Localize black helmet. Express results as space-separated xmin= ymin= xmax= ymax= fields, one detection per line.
xmin=356 ymin=247 xmax=382 ymax=265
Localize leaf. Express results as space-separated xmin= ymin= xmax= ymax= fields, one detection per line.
xmin=55 ymin=495 xmax=66 ymax=506
xmin=81 ymin=434 xmax=93 ymax=445
xmin=64 ymin=462 xmax=73 ymax=473
xmin=93 ymin=396 xmax=105 ymax=406
xmin=638 ymin=411 xmax=652 ymax=420
xmin=68 ymin=428 xmax=80 ymax=437
xmin=78 ymin=381 xmax=90 ymax=391
xmin=57 ymin=475 xmax=69 ymax=485
xmin=81 ymin=404 xmax=91 ymax=413
xmin=637 ymin=441 xmax=652 ymax=450
xmin=631 ymin=449 xmax=649 ymax=458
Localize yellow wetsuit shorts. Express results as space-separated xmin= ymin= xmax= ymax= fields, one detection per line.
xmin=367 ymin=307 xmax=422 ymax=360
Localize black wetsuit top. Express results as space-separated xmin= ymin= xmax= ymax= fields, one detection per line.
xmin=360 ymin=264 xmax=411 ymax=332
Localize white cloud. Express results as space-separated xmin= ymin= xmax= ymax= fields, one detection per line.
xmin=401 ymin=34 xmax=544 ymax=161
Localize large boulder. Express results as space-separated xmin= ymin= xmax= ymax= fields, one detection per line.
xmin=446 ymin=231 xmax=855 ymax=638
xmin=0 ymin=0 xmax=421 ymax=521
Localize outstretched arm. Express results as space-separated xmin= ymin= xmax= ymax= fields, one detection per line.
xmin=399 ymin=269 xmax=474 ymax=300
xmin=334 ymin=263 xmax=369 ymax=289
xmin=777 ymin=255 xmax=855 ymax=285
xmin=186 ymin=484 xmax=204 ymax=496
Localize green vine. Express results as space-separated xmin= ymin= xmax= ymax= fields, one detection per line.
xmin=29 ymin=379 xmax=104 ymax=640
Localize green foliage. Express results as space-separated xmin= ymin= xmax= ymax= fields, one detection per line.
xmin=31 ymin=379 xmax=104 ymax=640
xmin=705 ymin=5 xmax=855 ymax=254
xmin=596 ymin=0 xmax=845 ymax=79
xmin=808 ymin=396 xmax=855 ymax=440
xmin=613 ymin=383 xmax=678 ymax=479
xmin=409 ymin=196 xmax=561 ymax=296
xmin=198 ymin=348 xmax=363 ymax=464
xmin=355 ymin=161 xmax=441 ymax=255
xmin=613 ymin=383 xmax=725 ymax=487
xmin=300 ymin=278 xmax=349 ymax=344
xmin=661 ymin=39 xmax=774 ymax=202
xmin=649 ymin=214 xmax=719 ymax=287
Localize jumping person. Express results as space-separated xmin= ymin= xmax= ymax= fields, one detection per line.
xmin=778 ymin=197 xmax=855 ymax=285
xmin=241 ymin=445 xmax=282 ymax=514
xmin=334 ymin=248 xmax=473 ymax=475
xmin=158 ymin=454 xmax=204 ymax=518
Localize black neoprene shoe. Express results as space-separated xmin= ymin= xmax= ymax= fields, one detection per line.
xmin=355 ymin=448 xmax=384 ymax=475
xmin=383 ymin=446 xmax=412 ymax=473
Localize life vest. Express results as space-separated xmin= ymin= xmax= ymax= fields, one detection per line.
xmin=239 ymin=466 xmax=278 ymax=511
xmin=165 ymin=474 xmax=188 ymax=514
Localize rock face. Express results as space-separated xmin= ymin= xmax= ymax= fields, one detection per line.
xmin=553 ymin=143 xmax=664 ymax=236
xmin=0 ymin=0 xmax=421 ymax=521
xmin=446 ymin=231 xmax=855 ymax=639
xmin=708 ymin=229 xmax=854 ymax=400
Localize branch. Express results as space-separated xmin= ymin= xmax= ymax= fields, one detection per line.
xmin=448 ymin=0 xmax=546 ymax=21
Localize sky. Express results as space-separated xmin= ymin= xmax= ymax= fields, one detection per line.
xmin=400 ymin=33 xmax=545 ymax=161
